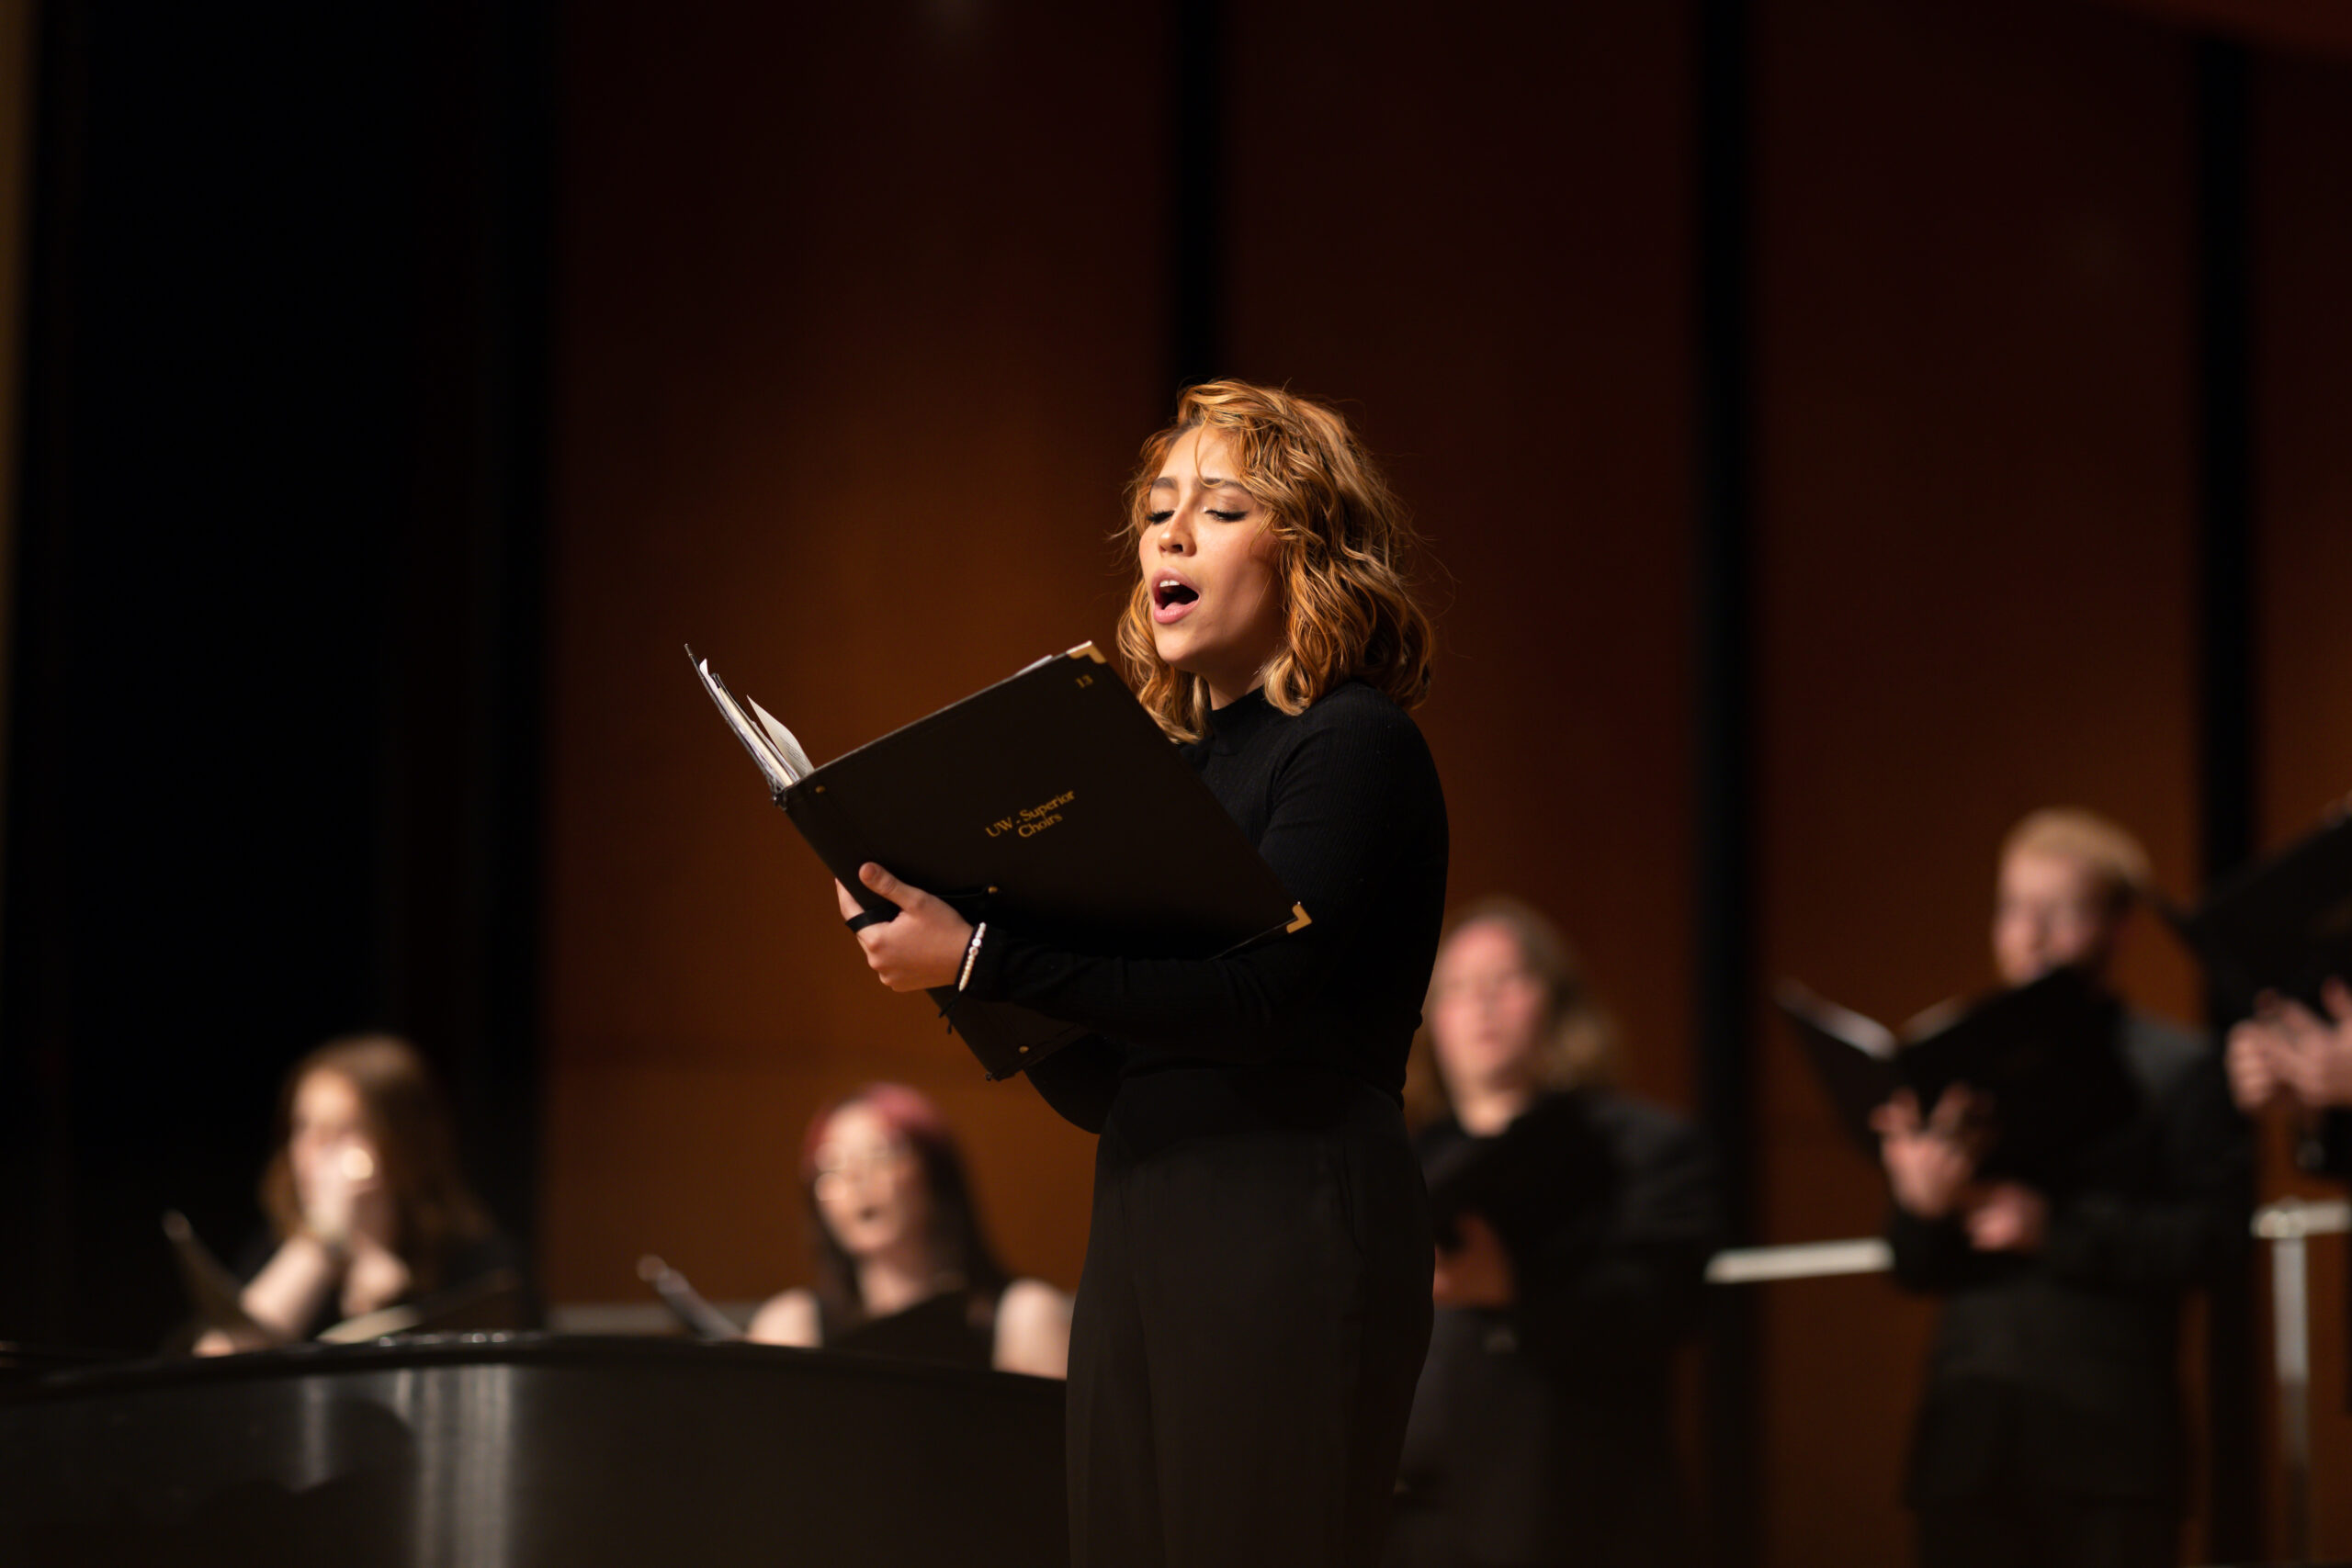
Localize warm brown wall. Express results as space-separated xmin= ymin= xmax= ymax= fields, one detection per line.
xmin=1219 ymin=0 xmax=1699 ymax=1110
xmin=544 ymin=0 xmax=1173 ymax=1306
xmin=1751 ymin=1 xmax=2203 ymax=1559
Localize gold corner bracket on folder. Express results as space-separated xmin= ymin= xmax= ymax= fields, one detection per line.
xmin=1286 ymin=903 xmax=1312 ymax=933
xmin=1066 ymin=641 xmax=1107 ymax=664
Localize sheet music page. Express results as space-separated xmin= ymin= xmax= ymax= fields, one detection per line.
xmin=1781 ymin=982 xmax=1900 ymax=1060
xmin=692 ymin=652 xmax=797 ymax=792
xmin=748 ymin=696 xmax=816 ymax=782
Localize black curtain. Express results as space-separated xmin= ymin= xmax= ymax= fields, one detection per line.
xmin=1 ymin=0 xmax=550 ymax=1353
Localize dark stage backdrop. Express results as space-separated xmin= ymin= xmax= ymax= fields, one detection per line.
xmin=0 ymin=0 xmax=549 ymax=1352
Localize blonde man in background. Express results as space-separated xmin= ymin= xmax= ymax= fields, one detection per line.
xmin=1876 ymin=809 xmax=2249 ymax=1568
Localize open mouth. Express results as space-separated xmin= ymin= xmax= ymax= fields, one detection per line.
xmin=1152 ymin=576 xmax=1200 ymax=616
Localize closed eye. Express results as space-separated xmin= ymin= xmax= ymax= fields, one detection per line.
xmin=1206 ymin=509 xmax=1246 ymax=522
xmin=1144 ymin=509 xmax=1173 ymax=524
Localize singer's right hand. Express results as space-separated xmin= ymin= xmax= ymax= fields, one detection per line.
xmin=1871 ymin=1086 xmax=1983 ymax=1220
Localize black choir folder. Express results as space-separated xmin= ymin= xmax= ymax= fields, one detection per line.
xmin=2175 ymin=797 xmax=2352 ymax=1017
xmin=1775 ymin=966 xmax=2134 ymax=1181
xmin=691 ymin=642 xmax=1309 ymax=1079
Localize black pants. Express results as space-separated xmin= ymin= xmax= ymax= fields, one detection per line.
xmin=1915 ymin=1497 xmax=2176 ymax=1568
xmin=1067 ymin=1066 xmax=1434 ymax=1568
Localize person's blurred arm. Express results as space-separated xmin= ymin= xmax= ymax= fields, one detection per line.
xmin=745 ymin=1288 xmax=820 ymax=1348
xmin=991 ymin=1279 xmax=1072 ymax=1379
xmin=210 ymin=1145 xmax=393 ymax=1349
xmin=232 ymin=1232 xmax=347 ymax=1345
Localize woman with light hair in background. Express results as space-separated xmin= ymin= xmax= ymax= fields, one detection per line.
xmin=1387 ymin=896 xmax=1720 ymax=1568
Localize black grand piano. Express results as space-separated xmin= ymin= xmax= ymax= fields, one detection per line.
xmin=0 ymin=1334 xmax=1068 ymax=1567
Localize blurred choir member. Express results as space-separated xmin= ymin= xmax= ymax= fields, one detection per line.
xmin=1872 ymin=810 xmax=2248 ymax=1568
xmin=748 ymin=1083 xmax=1069 ymax=1378
xmin=1386 ymin=898 xmax=1720 ymax=1568
xmin=197 ymin=1034 xmax=529 ymax=1353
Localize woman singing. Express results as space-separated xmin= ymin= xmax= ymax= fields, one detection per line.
xmin=835 ymin=379 xmax=1448 ymax=1566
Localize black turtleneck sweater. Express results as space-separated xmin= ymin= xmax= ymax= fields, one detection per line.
xmin=964 ymin=680 xmax=1449 ymax=1133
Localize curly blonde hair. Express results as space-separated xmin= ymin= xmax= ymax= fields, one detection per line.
xmin=1114 ymin=380 xmax=1436 ymax=740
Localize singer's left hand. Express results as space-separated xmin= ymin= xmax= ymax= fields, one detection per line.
xmin=836 ymin=864 xmax=973 ymax=991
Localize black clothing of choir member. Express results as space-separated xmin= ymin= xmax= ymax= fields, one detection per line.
xmin=814 ymin=1286 xmax=999 ymax=1372
xmin=1383 ymin=1090 xmax=1721 ymax=1568
xmin=1889 ymin=1010 xmax=2250 ymax=1568
xmin=965 ymin=680 xmax=1449 ymax=1568
xmin=1386 ymin=1089 xmax=1718 ymax=1568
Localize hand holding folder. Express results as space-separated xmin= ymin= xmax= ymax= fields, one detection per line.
xmin=691 ymin=642 xmax=1310 ymax=1078
xmin=1777 ymin=965 xmax=2133 ymax=1184
xmin=2174 ymin=796 xmax=2352 ymax=1019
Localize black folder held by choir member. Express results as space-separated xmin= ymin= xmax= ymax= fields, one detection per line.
xmin=2175 ymin=798 xmax=2352 ymax=1018
xmin=1775 ymin=965 xmax=2133 ymax=1181
xmin=690 ymin=642 xmax=1309 ymax=1080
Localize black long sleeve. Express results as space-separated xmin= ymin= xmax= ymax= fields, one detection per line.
xmin=972 ymin=682 xmax=1448 ymax=1111
xmin=1023 ymin=1034 xmax=1124 ymax=1135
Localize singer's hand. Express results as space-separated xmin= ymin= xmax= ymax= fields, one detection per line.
xmin=2271 ymin=979 xmax=2352 ymax=1111
xmin=836 ymin=864 xmax=973 ymax=991
xmin=1431 ymin=1212 xmax=1517 ymax=1309
xmin=1963 ymin=1180 xmax=2049 ymax=1254
xmin=1872 ymin=1086 xmax=1984 ymax=1220
xmin=2226 ymin=1016 xmax=2289 ymax=1114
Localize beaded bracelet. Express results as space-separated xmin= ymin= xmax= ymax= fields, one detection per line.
xmin=956 ymin=921 xmax=989 ymax=992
